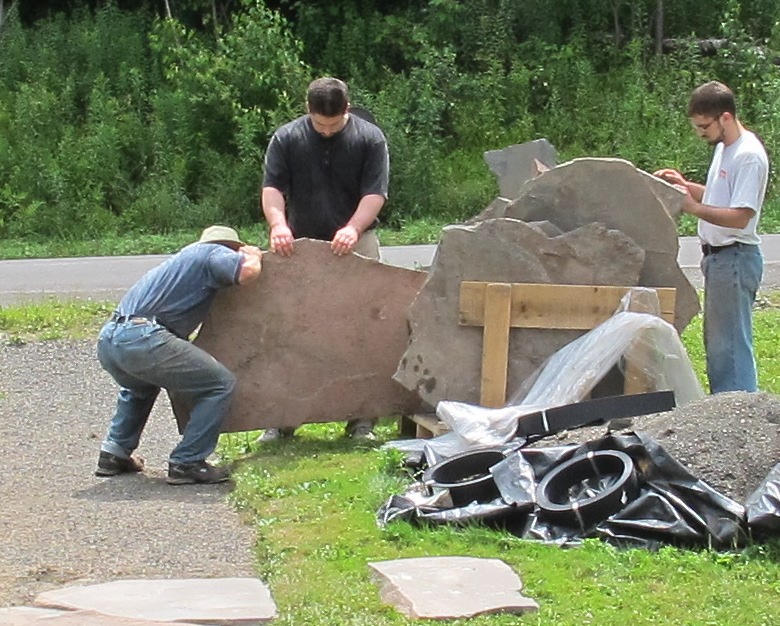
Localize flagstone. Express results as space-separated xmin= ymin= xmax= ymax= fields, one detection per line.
xmin=0 ymin=606 xmax=201 ymax=625
xmin=369 ymin=556 xmax=539 ymax=619
xmin=171 ymin=239 xmax=426 ymax=432
xmin=34 ymin=578 xmax=275 ymax=624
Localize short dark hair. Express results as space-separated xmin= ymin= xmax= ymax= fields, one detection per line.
xmin=307 ymin=77 xmax=349 ymax=117
xmin=687 ymin=81 xmax=736 ymax=118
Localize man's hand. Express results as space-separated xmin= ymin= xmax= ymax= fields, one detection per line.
xmin=269 ymin=224 xmax=294 ymax=257
xmin=239 ymin=245 xmax=263 ymax=257
xmin=331 ymin=224 xmax=360 ymax=256
xmin=237 ymin=246 xmax=263 ymax=284
xmin=653 ymin=168 xmax=687 ymax=187
xmin=674 ymin=184 xmax=697 ymax=215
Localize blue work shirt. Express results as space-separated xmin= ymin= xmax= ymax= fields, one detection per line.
xmin=115 ymin=242 xmax=242 ymax=338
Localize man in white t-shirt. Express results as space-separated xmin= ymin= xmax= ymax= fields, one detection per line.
xmin=655 ymin=81 xmax=768 ymax=393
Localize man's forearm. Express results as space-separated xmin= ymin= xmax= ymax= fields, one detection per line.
xmin=262 ymin=187 xmax=288 ymax=228
xmin=686 ymin=181 xmax=705 ymax=203
xmin=685 ymin=202 xmax=754 ymax=229
xmin=346 ymin=194 xmax=385 ymax=234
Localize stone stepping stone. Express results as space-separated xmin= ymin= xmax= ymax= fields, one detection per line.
xmin=369 ymin=556 xmax=539 ymax=619
xmin=33 ymin=578 xmax=276 ymax=624
xmin=0 ymin=607 xmax=201 ymax=625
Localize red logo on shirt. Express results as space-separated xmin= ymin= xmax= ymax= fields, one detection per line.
xmin=719 ymin=169 xmax=727 ymax=178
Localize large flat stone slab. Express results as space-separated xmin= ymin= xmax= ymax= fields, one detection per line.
xmin=172 ymin=239 xmax=426 ymax=432
xmin=369 ymin=556 xmax=539 ymax=619
xmin=0 ymin=607 xmax=200 ymax=625
xmin=393 ymin=218 xmax=645 ymax=407
xmin=484 ymin=138 xmax=558 ymax=200
xmin=492 ymin=157 xmax=697 ymax=331
xmin=34 ymin=578 xmax=275 ymax=624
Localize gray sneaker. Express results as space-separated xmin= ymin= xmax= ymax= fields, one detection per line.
xmin=167 ymin=460 xmax=231 ymax=485
xmin=350 ymin=425 xmax=377 ymax=441
xmin=258 ymin=427 xmax=296 ymax=442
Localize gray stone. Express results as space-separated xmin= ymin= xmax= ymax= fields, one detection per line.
xmin=34 ymin=578 xmax=275 ymax=624
xmin=493 ymin=157 xmax=698 ymax=331
xmin=0 ymin=607 xmax=201 ymax=625
xmin=393 ymin=218 xmax=645 ymax=407
xmin=171 ymin=239 xmax=426 ymax=433
xmin=484 ymin=139 xmax=558 ymax=200
xmin=465 ymin=196 xmax=510 ymax=225
xmin=369 ymin=556 xmax=539 ymax=619
xmin=639 ymin=168 xmax=686 ymax=219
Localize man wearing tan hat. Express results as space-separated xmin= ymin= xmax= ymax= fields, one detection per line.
xmin=95 ymin=225 xmax=263 ymax=485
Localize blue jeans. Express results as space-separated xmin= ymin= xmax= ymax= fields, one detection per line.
xmin=97 ymin=320 xmax=236 ymax=464
xmin=701 ymin=243 xmax=763 ymax=393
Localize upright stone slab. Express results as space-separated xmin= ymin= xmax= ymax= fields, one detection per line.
xmin=369 ymin=556 xmax=539 ymax=619
xmin=171 ymin=239 xmax=426 ymax=432
xmin=483 ymin=138 xmax=558 ymax=200
xmin=489 ymin=157 xmax=697 ymax=330
xmin=393 ymin=218 xmax=645 ymax=408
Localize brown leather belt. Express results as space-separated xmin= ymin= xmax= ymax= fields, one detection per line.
xmin=111 ymin=313 xmax=156 ymax=325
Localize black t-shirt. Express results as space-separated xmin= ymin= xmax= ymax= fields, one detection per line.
xmin=262 ymin=114 xmax=389 ymax=240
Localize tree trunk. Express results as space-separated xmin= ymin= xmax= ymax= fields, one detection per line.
xmin=611 ymin=1 xmax=622 ymax=48
xmin=164 ymin=0 xmax=172 ymax=19
xmin=654 ymin=0 xmax=664 ymax=55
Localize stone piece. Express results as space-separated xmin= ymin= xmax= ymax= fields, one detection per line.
xmin=34 ymin=578 xmax=275 ymax=624
xmin=639 ymin=168 xmax=686 ymax=219
xmin=171 ymin=239 xmax=426 ymax=432
xmin=393 ymin=218 xmax=645 ymax=408
xmin=0 ymin=607 xmax=200 ymax=625
xmin=491 ymin=157 xmax=698 ymax=330
xmin=369 ymin=556 xmax=539 ymax=619
xmin=483 ymin=138 xmax=558 ymax=200
xmin=465 ymin=196 xmax=510 ymax=224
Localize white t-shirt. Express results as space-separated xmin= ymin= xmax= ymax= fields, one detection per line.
xmin=699 ymin=129 xmax=768 ymax=246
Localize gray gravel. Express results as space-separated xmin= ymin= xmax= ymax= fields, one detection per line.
xmin=537 ymin=390 xmax=780 ymax=502
xmin=0 ymin=339 xmax=256 ymax=608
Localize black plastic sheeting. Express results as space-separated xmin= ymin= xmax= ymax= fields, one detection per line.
xmin=378 ymin=432 xmax=780 ymax=549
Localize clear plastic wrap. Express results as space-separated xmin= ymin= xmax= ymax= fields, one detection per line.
xmin=385 ymin=291 xmax=704 ymax=458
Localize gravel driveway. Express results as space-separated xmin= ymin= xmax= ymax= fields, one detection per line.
xmin=0 ymin=339 xmax=256 ymax=608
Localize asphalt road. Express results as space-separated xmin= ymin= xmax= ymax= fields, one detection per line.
xmin=2 ymin=236 xmax=780 ymax=306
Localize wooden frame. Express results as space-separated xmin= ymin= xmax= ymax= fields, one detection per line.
xmin=459 ymin=282 xmax=677 ymax=408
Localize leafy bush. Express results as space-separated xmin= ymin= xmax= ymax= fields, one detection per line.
xmin=2 ymin=0 xmax=780 ymax=241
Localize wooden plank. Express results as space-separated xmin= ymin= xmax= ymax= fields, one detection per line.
xmin=460 ymin=282 xmax=677 ymax=329
xmin=622 ymin=288 xmax=659 ymax=395
xmin=398 ymin=414 xmax=449 ymax=438
xmin=480 ymin=283 xmax=513 ymax=408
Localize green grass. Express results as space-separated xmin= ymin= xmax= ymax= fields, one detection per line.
xmin=3 ymin=299 xmax=780 ymax=624
xmin=0 ymin=299 xmax=114 ymax=343
xmin=217 ymin=425 xmax=780 ymax=626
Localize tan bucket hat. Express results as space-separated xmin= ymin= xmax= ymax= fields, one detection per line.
xmin=198 ymin=225 xmax=246 ymax=247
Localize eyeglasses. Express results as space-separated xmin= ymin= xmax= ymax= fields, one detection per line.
xmin=691 ymin=116 xmax=720 ymax=132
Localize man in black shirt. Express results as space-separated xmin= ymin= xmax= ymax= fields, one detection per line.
xmin=260 ymin=77 xmax=390 ymax=441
